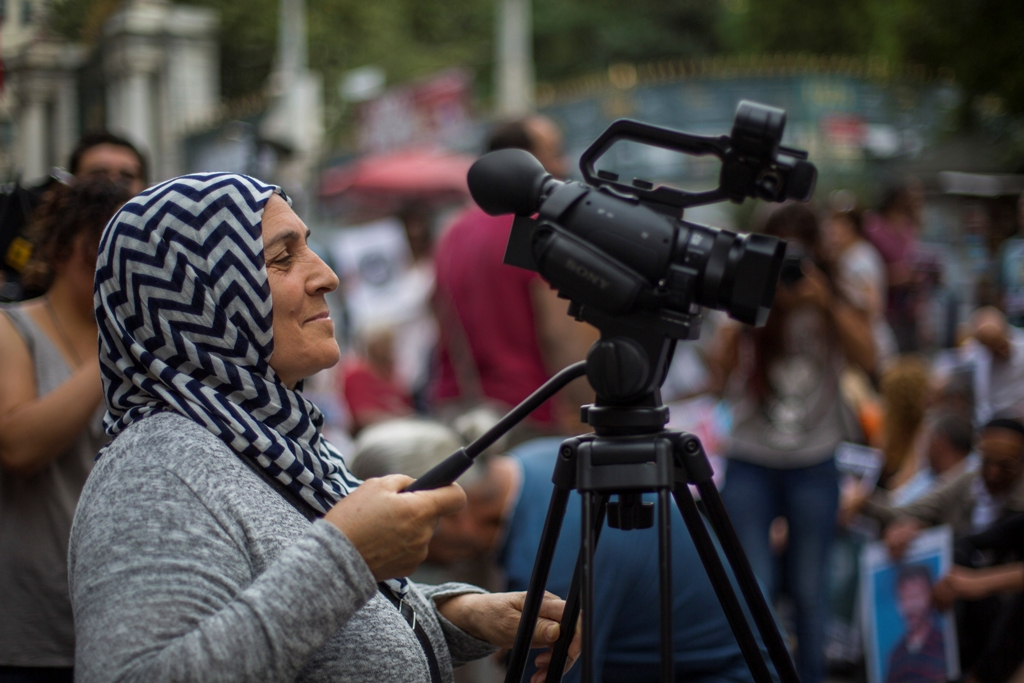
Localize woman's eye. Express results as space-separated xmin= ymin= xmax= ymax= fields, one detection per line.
xmin=270 ymin=253 xmax=293 ymax=266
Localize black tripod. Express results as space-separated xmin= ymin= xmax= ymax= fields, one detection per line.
xmin=410 ymin=331 xmax=800 ymax=683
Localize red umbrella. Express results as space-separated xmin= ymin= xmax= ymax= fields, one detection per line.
xmin=320 ymin=148 xmax=475 ymax=199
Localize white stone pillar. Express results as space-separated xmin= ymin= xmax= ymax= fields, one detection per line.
xmin=54 ymin=76 xmax=80 ymax=166
xmin=495 ymin=0 xmax=534 ymax=115
xmin=106 ymin=79 xmax=124 ymax=135
xmin=124 ymin=71 xmax=154 ymax=155
xmin=100 ymin=0 xmax=219 ymax=181
xmin=18 ymin=97 xmax=47 ymax=181
xmin=5 ymin=40 xmax=85 ymax=181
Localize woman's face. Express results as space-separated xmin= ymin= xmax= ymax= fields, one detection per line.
xmin=262 ymin=194 xmax=341 ymax=388
xmin=825 ymin=213 xmax=858 ymax=256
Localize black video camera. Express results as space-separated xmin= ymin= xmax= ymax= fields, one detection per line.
xmin=468 ymin=100 xmax=816 ymax=401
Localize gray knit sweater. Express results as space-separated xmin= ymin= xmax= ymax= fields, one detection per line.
xmin=68 ymin=412 xmax=496 ymax=682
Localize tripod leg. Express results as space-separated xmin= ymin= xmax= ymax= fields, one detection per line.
xmin=543 ymin=496 xmax=608 ymax=683
xmin=697 ymin=481 xmax=800 ymax=683
xmin=658 ymin=489 xmax=674 ymax=683
xmin=672 ymin=485 xmax=777 ymax=683
xmin=505 ymin=486 xmax=573 ymax=683
xmin=581 ymin=490 xmax=598 ymax=683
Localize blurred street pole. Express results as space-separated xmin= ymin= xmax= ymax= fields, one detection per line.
xmin=262 ymin=0 xmax=324 ymax=213
xmin=495 ymin=0 xmax=534 ymax=115
xmin=276 ymin=0 xmax=306 ymax=77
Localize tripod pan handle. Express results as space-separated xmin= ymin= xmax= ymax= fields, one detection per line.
xmin=405 ymin=448 xmax=474 ymax=492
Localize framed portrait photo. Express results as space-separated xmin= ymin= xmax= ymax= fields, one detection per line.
xmin=860 ymin=525 xmax=960 ymax=683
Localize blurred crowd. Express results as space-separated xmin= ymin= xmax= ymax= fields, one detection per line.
xmin=1 ymin=115 xmax=1024 ymax=683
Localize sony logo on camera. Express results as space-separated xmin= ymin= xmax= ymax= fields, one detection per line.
xmin=565 ymin=258 xmax=610 ymax=290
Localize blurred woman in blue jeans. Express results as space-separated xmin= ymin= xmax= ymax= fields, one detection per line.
xmin=709 ymin=203 xmax=876 ymax=683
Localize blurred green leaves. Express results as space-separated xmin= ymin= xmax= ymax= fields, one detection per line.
xmin=897 ymin=0 xmax=1024 ymax=119
xmin=720 ymin=0 xmax=1024 ymax=119
xmin=533 ymin=0 xmax=718 ymax=83
xmin=43 ymin=0 xmax=1024 ymax=121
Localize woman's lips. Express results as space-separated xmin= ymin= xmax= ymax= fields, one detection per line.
xmin=304 ymin=310 xmax=331 ymax=324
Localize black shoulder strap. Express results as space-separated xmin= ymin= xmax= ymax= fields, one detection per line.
xmin=378 ymin=580 xmax=444 ymax=683
xmin=235 ymin=454 xmax=443 ymax=683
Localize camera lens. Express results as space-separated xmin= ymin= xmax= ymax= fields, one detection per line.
xmin=673 ymin=223 xmax=786 ymax=327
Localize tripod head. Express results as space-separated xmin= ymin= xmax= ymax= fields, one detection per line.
xmin=569 ymin=303 xmax=674 ymax=434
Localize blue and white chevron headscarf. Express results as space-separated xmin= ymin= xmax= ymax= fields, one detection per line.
xmin=94 ymin=173 xmax=362 ymax=514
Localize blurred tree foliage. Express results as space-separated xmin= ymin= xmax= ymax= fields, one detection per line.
xmin=720 ymin=0 xmax=1024 ymax=119
xmin=47 ymin=0 xmax=715 ymax=103
xmin=46 ymin=0 xmax=1024 ymax=122
xmin=533 ymin=0 xmax=718 ymax=83
xmin=199 ymin=0 xmax=717 ymax=100
xmin=47 ymin=0 xmax=495 ymax=101
xmin=897 ymin=0 xmax=1024 ymax=119
xmin=718 ymin=0 xmax=880 ymax=56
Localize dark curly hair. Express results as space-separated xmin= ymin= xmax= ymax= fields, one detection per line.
xmin=20 ymin=178 xmax=132 ymax=292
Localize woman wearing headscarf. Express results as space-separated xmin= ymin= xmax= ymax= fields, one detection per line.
xmin=69 ymin=173 xmax=575 ymax=683
xmin=0 ymin=178 xmax=132 ymax=682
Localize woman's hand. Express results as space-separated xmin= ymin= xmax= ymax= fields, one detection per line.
xmin=932 ymin=567 xmax=985 ymax=611
xmin=837 ymin=479 xmax=869 ymax=527
xmin=324 ymin=475 xmax=466 ymax=581
xmin=933 ymin=563 xmax=1024 ymax=611
xmin=436 ymin=591 xmax=581 ymax=683
xmin=803 ymin=260 xmax=878 ymax=374
xmin=794 ymin=262 xmax=833 ymax=311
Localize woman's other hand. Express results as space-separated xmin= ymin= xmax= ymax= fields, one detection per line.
xmin=803 ymin=259 xmax=878 ymax=374
xmin=325 ymin=475 xmax=466 ymax=581
xmin=794 ymin=262 xmax=832 ymax=311
xmin=435 ymin=591 xmax=581 ymax=683
xmin=933 ymin=563 xmax=1024 ymax=611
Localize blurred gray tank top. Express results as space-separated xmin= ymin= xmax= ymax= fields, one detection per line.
xmin=0 ymin=304 xmax=108 ymax=666
xmin=728 ymin=307 xmax=847 ymax=468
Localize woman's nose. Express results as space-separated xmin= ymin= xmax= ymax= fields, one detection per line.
xmin=310 ymin=254 xmax=340 ymax=294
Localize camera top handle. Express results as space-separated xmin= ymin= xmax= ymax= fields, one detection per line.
xmin=579 ymin=100 xmax=816 ymax=214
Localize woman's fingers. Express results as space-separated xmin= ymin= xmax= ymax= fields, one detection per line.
xmin=530 ymin=634 xmax=582 ymax=683
xmin=324 ymin=476 xmax=466 ymax=580
xmin=528 ymin=592 xmax=568 ymax=647
xmin=529 ymin=620 xmax=560 ymax=648
xmin=528 ymin=596 xmax=582 ymax=683
xmin=373 ymin=475 xmax=467 ymax=517
xmin=536 ymin=592 xmax=568 ymax=622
